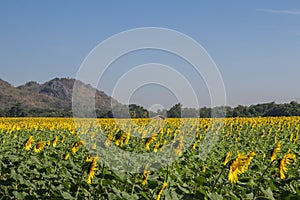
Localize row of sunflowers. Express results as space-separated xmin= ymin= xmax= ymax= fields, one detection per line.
xmin=0 ymin=117 xmax=299 ymax=199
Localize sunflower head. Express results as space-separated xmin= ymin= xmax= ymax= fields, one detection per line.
xmin=279 ymin=153 xmax=297 ymax=179
xmin=25 ymin=136 xmax=34 ymax=151
xmin=224 ymin=151 xmax=232 ymax=166
xmin=86 ymin=154 xmax=93 ymax=162
xmin=228 ymin=153 xmax=247 ymax=183
xmin=270 ymin=142 xmax=281 ymax=163
xmin=34 ymin=142 xmax=46 ymax=153
xmin=87 ymin=156 xmax=98 ymax=184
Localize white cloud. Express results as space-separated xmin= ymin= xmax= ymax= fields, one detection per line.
xmin=257 ymin=8 xmax=300 ymax=15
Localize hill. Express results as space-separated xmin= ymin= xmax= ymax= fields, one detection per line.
xmin=0 ymin=78 xmax=115 ymax=117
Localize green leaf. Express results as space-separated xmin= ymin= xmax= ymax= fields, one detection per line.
xmin=121 ymin=191 xmax=138 ymax=200
xmin=112 ymin=187 xmax=122 ymax=199
xmin=207 ymin=192 xmax=223 ymax=200
xmin=62 ymin=182 xmax=71 ymax=190
xmin=260 ymin=187 xmax=275 ymax=200
xmin=176 ymin=184 xmax=190 ymax=194
xmin=12 ymin=191 xmax=26 ymax=199
xmin=141 ymin=192 xmax=151 ymax=200
xmin=61 ymin=191 xmax=73 ymax=199
xmin=170 ymin=190 xmax=180 ymax=200
xmin=245 ymin=193 xmax=254 ymax=200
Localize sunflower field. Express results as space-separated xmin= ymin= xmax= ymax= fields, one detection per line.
xmin=0 ymin=117 xmax=299 ymax=199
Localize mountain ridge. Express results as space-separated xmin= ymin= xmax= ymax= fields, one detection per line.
xmin=0 ymin=77 xmax=114 ymax=113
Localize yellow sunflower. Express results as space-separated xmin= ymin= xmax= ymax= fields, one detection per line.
xmin=34 ymin=142 xmax=46 ymax=153
xmin=279 ymin=153 xmax=296 ymax=179
xmin=87 ymin=156 xmax=98 ymax=184
xmin=52 ymin=136 xmax=58 ymax=148
xmin=270 ymin=142 xmax=281 ymax=163
xmin=228 ymin=153 xmax=247 ymax=183
xmin=25 ymin=136 xmax=34 ymax=151
xmin=157 ymin=181 xmax=168 ymax=200
xmin=71 ymin=140 xmax=85 ymax=153
xmin=142 ymin=163 xmax=151 ymax=186
xmin=224 ymin=151 xmax=232 ymax=166
xmin=86 ymin=154 xmax=93 ymax=162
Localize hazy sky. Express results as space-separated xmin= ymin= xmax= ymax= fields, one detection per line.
xmin=1 ymin=1 xmax=300 ymax=109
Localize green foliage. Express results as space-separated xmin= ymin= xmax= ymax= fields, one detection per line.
xmin=5 ymin=103 xmax=27 ymax=117
xmin=0 ymin=117 xmax=299 ymax=199
xmin=167 ymin=103 xmax=182 ymax=118
xmin=0 ymin=108 xmax=4 ymax=117
xmin=129 ymin=104 xmax=149 ymax=118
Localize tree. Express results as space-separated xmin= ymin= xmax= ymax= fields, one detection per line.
xmin=129 ymin=104 xmax=149 ymax=118
xmin=6 ymin=103 xmax=27 ymax=117
xmin=0 ymin=108 xmax=4 ymax=117
xmin=182 ymin=107 xmax=199 ymax=118
xmin=167 ymin=103 xmax=182 ymax=118
xmin=96 ymin=109 xmax=113 ymax=118
xmin=199 ymin=107 xmax=211 ymax=118
xmin=264 ymin=105 xmax=290 ymax=117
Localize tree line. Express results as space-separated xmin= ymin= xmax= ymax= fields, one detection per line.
xmin=2 ymin=101 xmax=300 ymax=118
xmin=167 ymin=101 xmax=300 ymax=118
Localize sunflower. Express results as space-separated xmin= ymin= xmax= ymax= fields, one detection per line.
xmin=271 ymin=142 xmax=281 ymax=162
xmin=124 ymin=132 xmax=130 ymax=144
xmin=61 ymin=135 xmax=65 ymax=143
xmin=34 ymin=142 xmax=46 ymax=153
xmin=52 ymin=136 xmax=58 ymax=148
xmin=25 ymin=136 xmax=34 ymax=151
xmin=145 ymin=134 xmax=157 ymax=150
xmin=153 ymin=143 xmax=160 ymax=153
xmin=141 ymin=163 xmax=151 ymax=186
xmin=157 ymin=181 xmax=168 ymax=200
xmin=224 ymin=151 xmax=232 ymax=166
xmin=243 ymin=151 xmax=256 ymax=171
xmin=86 ymin=154 xmax=93 ymax=162
xmin=279 ymin=153 xmax=296 ymax=179
xmin=64 ymin=153 xmax=70 ymax=160
xmin=71 ymin=140 xmax=85 ymax=153
xmin=228 ymin=153 xmax=247 ymax=183
xmin=159 ymin=141 xmax=167 ymax=152
xmin=192 ymin=139 xmax=199 ymax=149
xmin=115 ymin=132 xmax=129 ymax=147
xmin=105 ymin=132 xmax=114 ymax=147
xmin=87 ymin=156 xmax=98 ymax=184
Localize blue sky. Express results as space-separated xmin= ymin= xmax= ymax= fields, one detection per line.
xmin=1 ymin=1 xmax=300 ymax=108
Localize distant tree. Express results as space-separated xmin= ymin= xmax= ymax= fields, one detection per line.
xmin=199 ymin=107 xmax=211 ymax=118
xmin=0 ymin=108 xmax=4 ymax=117
xmin=129 ymin=104 xmax=149 ymax=118
xmin=264 ymin=105 xmax=290 ymax=117
xmin=233 ymin=105 xmax=249 ymax=117
xmin=225 ymin=106 xmax=234 ymax=117
xmin=211 ymin=106 xmax=227 ymax=118
xmin=247 ymin=106 xmax=258 ymax=117
xmin=6 ymin=103 xmax=27 ymax=117
xmin=182 ymin=107 xmax=199 ymax=118
xmin=96 ymin=109 xmax=114 ymax=118
xmin=167 ymin=103 xmax=182 ymax=118
xmin=289 ymin=101 xmax=300 ymax=116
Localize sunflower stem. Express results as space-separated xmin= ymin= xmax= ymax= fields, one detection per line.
xmin=253 ymin=160 xmax=276 ymax=199
xmin=75 ymin=169 xmax=84 ymax=198
xmin=211 ymin=165 xmax=226 ymax=190
xmin=131 ymin=174 xmax=136 ymax=195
